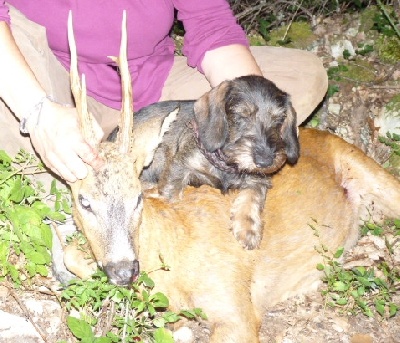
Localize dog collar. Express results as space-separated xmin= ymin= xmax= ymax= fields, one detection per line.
xmin=188 ymin=120 xmax=239 ymax=174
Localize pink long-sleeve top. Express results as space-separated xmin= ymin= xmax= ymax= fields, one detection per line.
xmin=0 ymin=1 xmax=248 ymax=111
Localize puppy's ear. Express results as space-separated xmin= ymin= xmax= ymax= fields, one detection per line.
xmin=193 ymin=81 xmax=230 ymax=152
xmin=281 ymin=103 xmax=300 ymax=164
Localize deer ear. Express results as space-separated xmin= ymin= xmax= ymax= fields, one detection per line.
xmin=132 ymin=107 xmax=179 ymax=174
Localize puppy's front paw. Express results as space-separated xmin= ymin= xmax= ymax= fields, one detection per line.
xmin=230 ymin=190 xmax=265 ymax=250
xmin=230 ymin=215 xmax=263 ymax=250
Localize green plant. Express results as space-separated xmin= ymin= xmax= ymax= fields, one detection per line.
xmin=327 ymin=64 xmax=349 ymax=81
xmin=356 ymin=43 xmax=374 ymax=56
xmin=379 ymin=132 xmax=400 ymax=156
xmin=312 ymin=221 xmax=399 ymax=318
xmin=374 ymin=1 xmax=400 ymax=39
xmin=0 ymin=149 xmax=70 ymax=286
xmin=62 ymin=270 xmax=206 ymax=342
xmin=258 ymin=16 xmax=276 ymax=42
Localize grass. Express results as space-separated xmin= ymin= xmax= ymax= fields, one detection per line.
xmin=314 ymin=219 xmax=400 ymax=318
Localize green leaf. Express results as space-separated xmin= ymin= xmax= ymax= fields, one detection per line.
xmin=162 ymin=311 xmax=181 ymax=323
xmin=46 ymin=211 xmax=66 ymax=222
xmin=152 ymin=317 xmax=166 ymax=328
xmin=0 ymin=241 xmax=9 ymax=261
xmin=333 ymin=247 xmax=344 ymax=259
xmin=364 ymin=306 xmax=374 ymax=318
xmin=333 ymin=281 xmax=348 ymax=292
xmin=8 ymin=264 xmax=20 ymax=283
xmin=351 ymin=290 xmax=359 ymax=299
xmin=0 ymin=150 xmax=12 ymax=166
xmin=62 ymin=198 xmax=72 ymax=214
xmin=9 ymin=178 xmax=25 ymax=203
xmin=335 ymin=297 xmax=348 ymax=306
xmin=153 ymin=327 xmax=174 ymax=343
xmin=31 ymin=201 xmax=51 ymax=218
xmin=25 ymin=250 xmax=47 ymax=265
xmin=66 ymin=316 xmax=94 ymax=339
xmin=389 ymin=303 xmax=398 ymax=317
xmin=10 ymin=206 xmax=42 ymax=229
xmin=151 ymin=292 xmax=169 ymax=308
xmin=309 ymin=118 xmax=319 ymax=128
xmin=138 ymin=272 xmax=155 ymax=288
xmin=36 ymin=264 xmax=49 ymax=276
xmin=110 ymin=290 xmax=124 ymax=303
xmin=375 ymin=299 xmax=385 ymax=317
xmin=40 ymin=224 xmax=53 ymax=249
xmin=137 ymin=301 xmax=145 ymax=312
xmin=94 ymin=337 xmax=113 ymax=343
xmin=50 ymin=179 xmax=57 ymax=195
xmin=25 ymin=262 xmax=37 ymax=277
xmin=354 ymin=266 xmax=366 ymax=276
xmin=316 ymin=263 xmax=325 ymax=271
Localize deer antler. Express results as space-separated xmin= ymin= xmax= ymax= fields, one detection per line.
xmin=108 ymin=10 xmax=133 ymax=154
xmin=67 ymin=11 xmax=103 ymax=148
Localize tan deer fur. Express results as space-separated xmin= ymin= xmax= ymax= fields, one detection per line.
xmin=65 ymin=12 xmax=400 ymax=343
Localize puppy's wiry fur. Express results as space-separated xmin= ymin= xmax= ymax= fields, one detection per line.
xmin=128 ymin=76 xmax=299 ymax=249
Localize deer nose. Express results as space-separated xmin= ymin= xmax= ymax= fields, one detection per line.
xmin=104 ymin=260 xmax=140 ymax=286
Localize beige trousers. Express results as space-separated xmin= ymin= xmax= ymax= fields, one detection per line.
xmin=0 ymin=7 xmax=327 ymax=183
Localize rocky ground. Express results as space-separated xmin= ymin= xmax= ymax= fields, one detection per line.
xmin=1 ymin=7 xmax=399 ymax=343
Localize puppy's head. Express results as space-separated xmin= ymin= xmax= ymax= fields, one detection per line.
xmin=194 ymin=75 xmax=300 ymax=175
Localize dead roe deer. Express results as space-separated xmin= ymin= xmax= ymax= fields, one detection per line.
xmin=64 ymin=11 xmax=400 ymax=343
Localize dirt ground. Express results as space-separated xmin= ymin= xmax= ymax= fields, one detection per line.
xmin=1 ymin=8 xmax=399 ymax=343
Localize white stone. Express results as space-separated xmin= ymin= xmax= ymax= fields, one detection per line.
xmin=173 ymin=326 xmax=195 ymax=343
xmin=0 ymin=310 xmax=43 ymax=343
xmin=375 ymin=109 xmax=400 ymax=136
xmin=329 ymin=103 xmax=342 ymax=115
xmin=330 ymin=40 xmax=356 ymax=59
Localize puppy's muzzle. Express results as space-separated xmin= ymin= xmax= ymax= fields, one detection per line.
xmin=254 ymin=149 xmax=287 ymax=174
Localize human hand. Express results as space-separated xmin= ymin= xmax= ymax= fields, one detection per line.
xmin=26 ymin=99 xmax=104 ymax=183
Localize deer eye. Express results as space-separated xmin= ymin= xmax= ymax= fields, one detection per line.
xmin=78 ymin=194 xmax=92 ymax=212
xmin=135 ymin=194 xmax=143 ymax=210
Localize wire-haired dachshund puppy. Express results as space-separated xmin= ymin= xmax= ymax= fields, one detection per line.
xmin=110 ymin=75 xmax=300 ymax=249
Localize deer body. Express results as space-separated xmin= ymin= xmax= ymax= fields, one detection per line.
xmin=66 ymin=12 xmax=400 ymax=342
xmin=69 ymin=127 xmax=400 ymax=343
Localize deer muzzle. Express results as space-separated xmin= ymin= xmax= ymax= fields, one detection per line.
xmin=104 ymin=259 xmax=140 ymax=286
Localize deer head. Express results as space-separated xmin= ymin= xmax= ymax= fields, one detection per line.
xmin=68 ymin=11 xmax=178 ymax=286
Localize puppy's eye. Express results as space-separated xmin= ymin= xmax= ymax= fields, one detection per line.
xmin=233 ymin=103 xmax=258 ymax=118
xmin=78 ymin=194 xmax=92 ymax=212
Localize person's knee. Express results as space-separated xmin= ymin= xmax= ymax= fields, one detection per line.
xmin=307 ymin=51 xmax=328 ymax=94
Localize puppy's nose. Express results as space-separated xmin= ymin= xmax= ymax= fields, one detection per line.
xmin=255 ymin=155 xmax=274 ymax=168
xmin=104 ymin=260 xmax=140 ymax=286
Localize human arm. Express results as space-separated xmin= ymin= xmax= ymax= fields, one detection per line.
xmin=0 ymin=20 xmax=103 ymax=182
xmin=174 ymin=0 xmax=262 ymax=86
xmin=201 ymin=44 xmax=262 ymax=87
